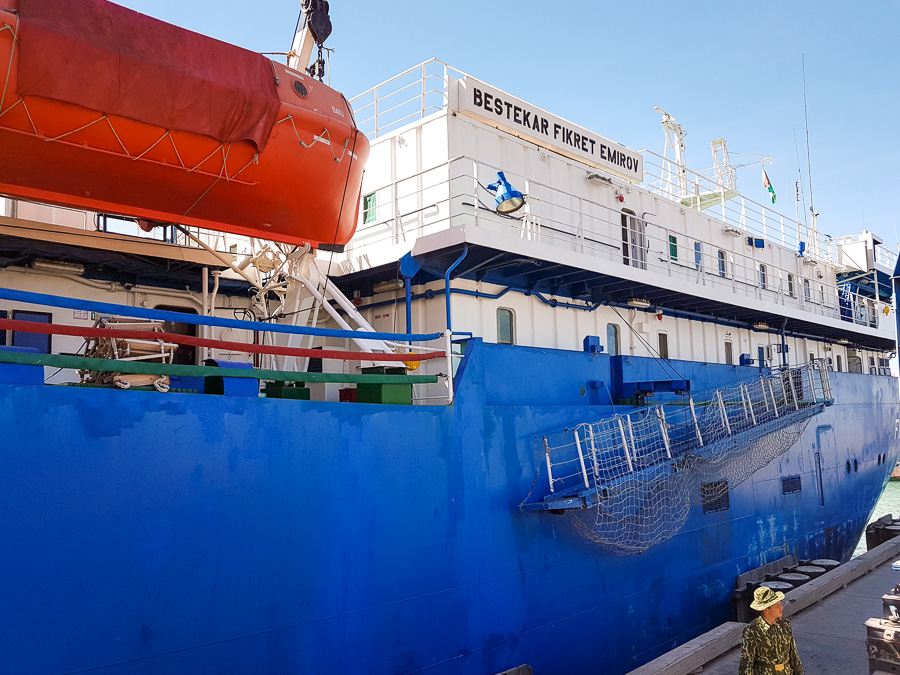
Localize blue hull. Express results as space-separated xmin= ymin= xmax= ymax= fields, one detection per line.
xmin=1 ymin=340 xmax=896 ymax=674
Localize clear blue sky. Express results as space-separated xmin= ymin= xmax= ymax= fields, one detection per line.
xmin=117 ymin=0 xmax=900 ymax=247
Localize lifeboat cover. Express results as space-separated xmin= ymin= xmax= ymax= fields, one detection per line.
xmin=17 ymin=0 xmax=281 ymax=151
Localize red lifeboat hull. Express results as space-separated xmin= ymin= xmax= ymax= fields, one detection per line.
xmin=0 ymin=0 xmax=369 ymax=248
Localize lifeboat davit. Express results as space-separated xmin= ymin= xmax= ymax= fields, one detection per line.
xmin=0 ymin=0 xmax=370 ymax=248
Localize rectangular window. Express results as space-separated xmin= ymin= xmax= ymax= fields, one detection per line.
xmin=668 ymin=235 xmax=678 ymax=261
xmin=702 ymin=481 xmax=730 ymax=513
xmin=363 ymin=192 xmax=376 ymax=225
xmin=497 ymin=308 xmax=515 ymax=345
xmin=781 ymin=475 xmax=802 ymax=495
xmin=0 ymin=309 xmax=5 ymax=346
xmin=717 ymin=250 xmax=727 ymax=277
xmin=724 ymin=340 xmax=733 ymax=365
xmin=621 ymin=213 xmax=647 ymax=269
xmin=836 ymin=354 xmax=843 ymax=372
xmin=658 ymin=332 xmax=669 ymax=359
xmin=694 ymin=241 xmax=702 ymax=271
xmin=11 ymin=310 xmax=52 ymax=354
xmin=607 ymin=323 xmax=619 ymax=356
xmin=758 ymin=346 xmax=766 ymax=367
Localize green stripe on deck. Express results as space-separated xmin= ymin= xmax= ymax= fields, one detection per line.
xmin=0 ymin=351 xmax=439 ymax=385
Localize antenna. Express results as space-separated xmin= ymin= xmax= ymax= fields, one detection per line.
xmin=655 ymin=106 xmax=688 ymax=199
xmin=792 ymin=129 xmax=808 ymax=228
xmin=802 ymin=55 xmax=815 ymax=214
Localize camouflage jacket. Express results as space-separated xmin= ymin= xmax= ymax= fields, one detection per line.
xmin=739 ymin=617 xmax=803 ymax=675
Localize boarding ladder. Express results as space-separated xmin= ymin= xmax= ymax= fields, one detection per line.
xmin=524 ymin=360 xmax=832 ymax=513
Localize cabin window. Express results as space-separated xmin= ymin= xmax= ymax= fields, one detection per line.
xmin=804 ymin=279 xmax=811 ymax=301
xmin=497 ymin=308 xmax=515 ymax=345
xmin=724 ymin=340 xmax=733 ymax=365
xmin=694 ymin=242 xmax=703 ymax=271
xmin=869 ymin=356 xmax=877 ymax=375
xmin=668 ymin=235 xmax=678 ymax=261
xmin=717 ymin=250 xmax=727 ymax=277
xmin=758 ymin=264 xmax=768 ymax=290
xmin=621 ymin=211 xmax=646 ymax=269
xmin=607 ymin=323 xmax=620 ymax=356
xmin=787 ymin=274 xmax=795 ymax=298
xmin=758 ymin=346 xmax=766 ymax=367
xmin=658 ymin=332 xmax=669 ymax=359
xmin=363 ymin=192 xmax=377 ymax=225
xmin=809 ymin=352 xmax=815 ymax=363
xmin=836 ymin=354 xmax=843 ymax=372
xmin=819 ymin=284 xmax=825 ymax=303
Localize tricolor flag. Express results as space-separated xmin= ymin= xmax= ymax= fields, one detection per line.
xmin=762 ymin=168 xmax=776 ymax=204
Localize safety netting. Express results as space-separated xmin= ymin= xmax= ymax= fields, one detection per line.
xmin=537 ymin=361 xmax=831 ymax=555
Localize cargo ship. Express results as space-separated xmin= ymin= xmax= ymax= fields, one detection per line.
xmin=0 ymin=2 xmax=897 ymax=674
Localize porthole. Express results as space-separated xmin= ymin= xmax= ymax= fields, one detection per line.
xmin=854 ymin=459 xmax=859 ymax=473
xmin=846 ymin=460 xmax=851 ymax=474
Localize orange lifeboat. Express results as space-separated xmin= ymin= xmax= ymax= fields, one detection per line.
xmin=0 ymin=0 xmax=370 ymax=249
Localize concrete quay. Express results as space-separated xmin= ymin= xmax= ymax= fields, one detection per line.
xmin=627 ymin=538 xmax=900 ymax=675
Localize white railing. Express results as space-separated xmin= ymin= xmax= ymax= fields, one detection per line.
xmin=1 ymin=193 xmax=254 ymax=257
xmin=831 ymin=233 xmax=898 ymax=271
xmin=349 ymin=60 xmax=468 ymax=139
xmin=540 ymin=360 xmax=832 ymax=498
xmin=347 ymin=154 xmax=892 ymax=330
xmin=348 ymin=60 xmax=895 ymax=279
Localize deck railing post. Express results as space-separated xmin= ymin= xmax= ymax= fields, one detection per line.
xmin=543 ymin=436 xmax=554 ymax=493
xmin=788 ymin=371 xmax=800 ymax=410
xmin=658 ymin=406 xmax=672 ymax=459
xmin=617 ymin=418 xmax=635 ymax=472
xmin=717 ymin=390 xmax=731 ymax=435
xmin=743 ymin=383 xmax=757 ymax=425
xmin=574 ymin=429 xmax=590 ymax=489
xmin=626 ymin=414 xmax=637 ymax=463
xmin=588 ymin=425 xmax=600 ymax=477
xmin=767 ymin=379 xmax=779 ymax=418
xmin=689 ymin=398 xmax=704 ymax=446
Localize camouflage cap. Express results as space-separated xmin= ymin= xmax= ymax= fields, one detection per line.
xmin=750 ymin=585 xmax=785 ymax=611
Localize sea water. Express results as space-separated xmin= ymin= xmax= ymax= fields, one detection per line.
xmin=853 ymin=479 xmax=900 ymax=558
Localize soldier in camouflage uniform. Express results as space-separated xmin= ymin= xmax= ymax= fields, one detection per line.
xmin=739 ymin=586 xmax=803 ymax=674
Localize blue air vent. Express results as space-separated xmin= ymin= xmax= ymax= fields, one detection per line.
xmin=782 ymin=475 xmax=802 ymax=495
xmin=701 ymin=481 xmax=729 ymax=514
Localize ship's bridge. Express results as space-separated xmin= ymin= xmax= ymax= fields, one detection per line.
xmin=338 ymin=60 xmax=895 ymax=353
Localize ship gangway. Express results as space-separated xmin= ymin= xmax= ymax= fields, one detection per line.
xmin=522 ymin=361 xmax=833 ymax=553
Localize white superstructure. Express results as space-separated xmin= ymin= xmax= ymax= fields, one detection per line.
xmin=340 ymin=60 xmax=894 ymax=376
